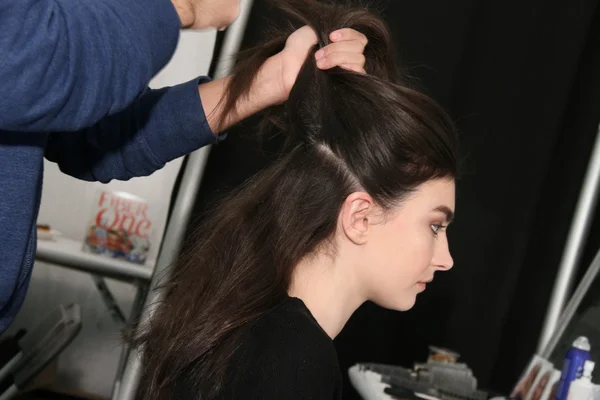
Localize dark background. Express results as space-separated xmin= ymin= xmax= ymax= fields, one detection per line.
xmin=187 ymin=0 xmax=600 ymax=397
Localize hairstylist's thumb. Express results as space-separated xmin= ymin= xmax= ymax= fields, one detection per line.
xmin=170 ymin=0 xmax=240 ymax=30
xmin=274 ymin=26 xmax=319 ymax=96
xmin=284 ymin=25 xmax=320 ymax=54
xmin=171 ymin=0 xmax=195 ymax=28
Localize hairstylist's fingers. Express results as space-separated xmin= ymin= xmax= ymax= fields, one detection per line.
xmin=340 ymin=64 xmax=366 ymax=74
xmin=316 ymin=51 xmax=366 ymax=70
xmin=330 ymin=28 xmax=368 ymax=47
xmin=315 ymin=40 xmax=366 ymax=60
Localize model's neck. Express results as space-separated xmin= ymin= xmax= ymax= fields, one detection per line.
xmin=288 ymin=252 xmax=364 ymax=339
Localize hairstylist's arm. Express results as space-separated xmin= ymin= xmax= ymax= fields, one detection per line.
xmin=0 ymin=0 xmax=183 ymax=132
xmin=201 ymin=26 xmax=368 ymax=133
xmin=45 ymin=27 xmax=367 ymax=182
xmin=45 ymin=78 xmax=214 ymax=182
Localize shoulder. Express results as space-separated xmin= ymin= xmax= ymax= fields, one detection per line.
xmin=248 ymin=298 xmax=336 ymax=358
xmin=224 ymin=298 xmax=341 ymax=399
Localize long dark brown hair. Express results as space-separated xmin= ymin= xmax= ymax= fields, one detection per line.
xmin=133 ymin=0 xmax=458 ymax=399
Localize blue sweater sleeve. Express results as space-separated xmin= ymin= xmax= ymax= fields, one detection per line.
xmin=0 ymin=0 xmax=180 ymax=132
xmin=45 ymin=77 xmax=218 ymax=182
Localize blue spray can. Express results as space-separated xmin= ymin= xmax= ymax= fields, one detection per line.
xmin=555 ymin=336 xmax=591 ymax=400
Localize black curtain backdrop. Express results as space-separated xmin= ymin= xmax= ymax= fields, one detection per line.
xmin=186 ymin=0 xmax=600 ymax=397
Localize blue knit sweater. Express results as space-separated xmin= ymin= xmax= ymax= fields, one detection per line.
xmin=0 ymin=0 xmax=217 ymax=332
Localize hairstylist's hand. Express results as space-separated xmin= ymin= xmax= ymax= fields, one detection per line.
xmin=171 ymin=0 xmax=240 ymax=30
xmin=199 ymin=26 xmax=368 ymax=133
xmin=266 ymin=26 xmax=368 ymax=105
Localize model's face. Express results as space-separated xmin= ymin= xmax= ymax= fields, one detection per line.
xmin=196 ymin=0 xmax=241 ymax=30
xmin=340 ymin=178 xmax=455 ymax=311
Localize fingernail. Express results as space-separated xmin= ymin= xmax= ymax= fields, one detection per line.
xmin=331 ymin=31 xmax=341 ymax=40
xmin=317 ymin=59 xmax=326 ymax=68
xmin=315 ymin=50 xmax=324 ymax=60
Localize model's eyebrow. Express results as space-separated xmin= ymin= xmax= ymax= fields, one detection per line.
xmin=433 ymin=205 xmax=454 ymax=223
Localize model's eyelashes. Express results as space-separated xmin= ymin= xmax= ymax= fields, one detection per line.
xmin=430 ymin=224 xmax=448 ymax=236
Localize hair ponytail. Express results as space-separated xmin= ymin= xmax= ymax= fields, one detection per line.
xmin=133 ymin=1 xmax=458 ymax=399
xmin=222 ymin=0 xmax=402 ymax=142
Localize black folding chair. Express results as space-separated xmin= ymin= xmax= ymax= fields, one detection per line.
xmin=0 ymin=304 xmax=82 ymax=400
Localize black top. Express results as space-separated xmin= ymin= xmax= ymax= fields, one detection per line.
xmin=177 ymin=297 xmax=343 ymax=399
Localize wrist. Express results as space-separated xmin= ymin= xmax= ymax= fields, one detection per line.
xmin=198 ymin=56 xmax=288 ymax=134
xmin=251 ymin=56 xmax=287 ymax=109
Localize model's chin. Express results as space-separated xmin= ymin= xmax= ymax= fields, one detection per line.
xmin=377 ymin=295 xmax=417 ymax=312
xmin=398 ymin=297 xmax=417 ymax=311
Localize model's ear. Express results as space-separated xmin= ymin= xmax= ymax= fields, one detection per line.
xmin=339 ymin=191 xmax=377 ymax=245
